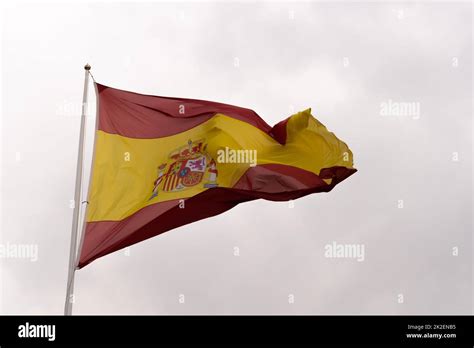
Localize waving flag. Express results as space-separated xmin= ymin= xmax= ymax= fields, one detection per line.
xmin=78 ymin=84 xmax=356 ymax=268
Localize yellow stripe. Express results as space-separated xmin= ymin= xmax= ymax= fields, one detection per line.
xmin=86 ymin=110 xmax=354 ymax=222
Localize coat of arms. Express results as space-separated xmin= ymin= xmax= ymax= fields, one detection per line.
xmin=149 ymin=139 xmax=218 ymax=200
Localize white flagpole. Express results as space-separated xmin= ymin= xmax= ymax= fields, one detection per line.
xmin=64 ymin=63 xmax=91 ymax=315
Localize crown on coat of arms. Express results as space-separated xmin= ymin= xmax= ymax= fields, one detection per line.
xmin=169 ymin=139 xmax=205 ymax=160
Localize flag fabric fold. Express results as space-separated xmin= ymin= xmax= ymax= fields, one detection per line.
xmin=78 ymin=83 xmax=356 ymax=268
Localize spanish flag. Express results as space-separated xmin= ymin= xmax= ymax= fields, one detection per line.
xmin=78 ymin=84 xmax=356 ymax=268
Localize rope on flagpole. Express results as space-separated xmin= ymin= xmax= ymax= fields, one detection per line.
xmin=89 ymin=70 xmax=96 ymax=83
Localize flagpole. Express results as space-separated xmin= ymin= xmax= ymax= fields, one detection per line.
xmin=64 ymin=63 xmax=91 ymax=315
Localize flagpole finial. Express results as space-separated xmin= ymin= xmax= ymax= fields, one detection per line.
xmin=84 ymin=63 xmax=91 ymax=71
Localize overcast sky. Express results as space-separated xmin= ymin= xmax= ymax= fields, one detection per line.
xmin=0 ymin=1 xmax=472 ymax=314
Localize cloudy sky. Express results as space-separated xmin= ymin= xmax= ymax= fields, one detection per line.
xmin=0 ymin=1 xmax=472 ymax=314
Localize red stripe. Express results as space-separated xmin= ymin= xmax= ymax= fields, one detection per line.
xmin=269 ymin=117 xmax=290 ymax=145
xmin=78 ymin=165 xmax=356 ymax=268
xmin=96 ymin=83 xmax=277 ymax=140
